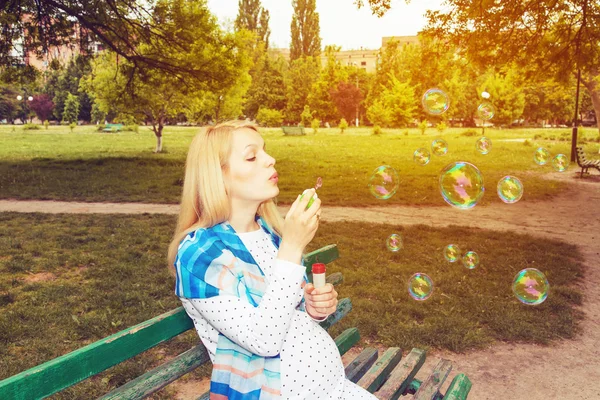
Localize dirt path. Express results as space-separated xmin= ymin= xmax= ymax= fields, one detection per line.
xmin=1 ymin=171 xmax=599 ymax=399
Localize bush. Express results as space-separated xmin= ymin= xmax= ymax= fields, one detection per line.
xmin=124 ymin=125 xmax=139 ymax=133
xmin=256 ymin=108 xmax=284 ymax=127
xmin=372 ymin=125 xmax=382 ymax=135
xmin=533 ymin=134 xmax=542 ymax=140
xmin=418 ymin=120 xmax=428 ymax=135
xmin=339 ymin=118 xmax=348 ymax=133
xmin=436 ymin=121 xmax=448 ymax=133
xmin=97 ymin=124 xmax=106 ymax=132
xmin=22 ymin=123 xmax=40 ymax=130
xmin=69 ymin=122 xmax=77 ymax=132
xmin=300 ymin=105 xmax=312 ymax=127
xmin=403 ymin=131 xmax=409 ymax=136
xmin=311 ymin=118 xmax=320 ymax=134
xmin=461 ymin=130 xmax=478 ymax=137
xmin=43 ymin=120 xmax=49 ymax=129
xmin=523 ymin=139 xmax=532 ymax=146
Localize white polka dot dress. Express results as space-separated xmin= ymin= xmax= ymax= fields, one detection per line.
xmin=180 ymin=228 xmax=377 ymax=399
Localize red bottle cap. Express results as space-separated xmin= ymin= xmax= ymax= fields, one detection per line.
xmin=312 ymin=263 xmax=326 ymax=274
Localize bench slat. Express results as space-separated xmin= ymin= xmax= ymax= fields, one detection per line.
xmin=196 ymin=327 xmax=360 ymax=400
xmin=375 ymin=348 xmax=426 ymax=400
xmin=326 ymin=271 xmax=343 ymax=286
xmin=413 ymin=359 xmax=453 ymax=400
xmin=0 ymin=307 xmax=192 ymax=400
xmin=319 ymin=297 xmax=352 ymax=330
xmin=357 ymin=347 xmax=403 ymax=393
xmin=345 ymin=348 xmax=379 ymax=383
xmin=304 ymin=244 xmax=339 ymax=278
xmin=442 ymin=373 xmax=472 ymax=400
xmin=99 ymin=345 xmax=210 ymax=400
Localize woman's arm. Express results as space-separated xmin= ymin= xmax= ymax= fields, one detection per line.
xmin=184 ymin=258 xmax=305 ymax=357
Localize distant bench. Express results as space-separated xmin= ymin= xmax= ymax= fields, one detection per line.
xmin=576 ymin=146 xmax=600 ymax=177
xmin=282 ymin=125 xmax=306 ymax=136
xmin=102 ymin=123 xmax=124 ymax=132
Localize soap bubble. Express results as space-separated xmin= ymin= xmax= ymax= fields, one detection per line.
xmin=512 ymin=268 xmax=549 ymax=305
xmin=476 ymin=137 xmax=492 ymax=154
xmin=431 ymin=139 xmax=449 ymax=156
xmin=439 ymin=161 xmax=485 ymax=209
xmin=408 ymin=273 xmax=434 ymax=301
xmin=481 ymin=91 xmax=490 ymax=99
xmin=497 ymin=176 xmax=523 ymax=204
xmin=414 ymin=148 xmax=431 ymax=166
xmin=552 ymin=154 xmax=569 ymax=172
xmin=368 ymin=165 xmax=399 ymax=200
xmin=534 ymin=147 xmax=551 ymax=165
xmin=462 ymin=251 xmax=480 ymax=269
xmin=422 ymin=88 xmax=450 ymax=115
xmin=444 ymin=244 xmax=460 ymax=263
xmin=386 ymin=233 xmax=403 ymax=252
xmin=477 ymin=103 xmax=495 ymax=121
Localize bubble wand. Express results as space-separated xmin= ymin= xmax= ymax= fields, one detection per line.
xmin=300 ymin=177 xmax=322 ymax=209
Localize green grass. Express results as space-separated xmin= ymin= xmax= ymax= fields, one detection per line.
xmin=1 ymin=125 xmax=599 ymax=205
xmin=0 ymin=213 xmax=585 ymax=397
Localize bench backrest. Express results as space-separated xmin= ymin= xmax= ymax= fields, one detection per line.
xmin=0 ymin=245 xmax=341 ymax=400
xmin=576 ymin=146 xmax=587 ymax=165
xmin=282 ymin=126 xmax=306 ymax=135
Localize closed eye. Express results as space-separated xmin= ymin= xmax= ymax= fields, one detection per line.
xmin=246 ymin=157 xmax=256 ymax=161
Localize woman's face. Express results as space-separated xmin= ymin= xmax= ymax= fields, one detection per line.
xmin=223 ymin=127 xmax=279 ymax=204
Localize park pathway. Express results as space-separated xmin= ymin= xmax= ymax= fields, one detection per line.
xmin=1 ymin=171 xmax=599 ymax=399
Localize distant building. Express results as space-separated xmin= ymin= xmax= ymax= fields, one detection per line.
xmin=269 ymin=36 xmax=418 ymax=74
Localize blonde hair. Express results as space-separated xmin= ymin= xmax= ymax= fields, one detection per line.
xmin=167 ymin=120 xmax=284 ymax=274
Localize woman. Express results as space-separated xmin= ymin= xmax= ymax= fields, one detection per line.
xmin=168 ymin=121 xmax=376 ymax=399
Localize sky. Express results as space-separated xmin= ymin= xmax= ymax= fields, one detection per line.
xmin=206 ymin=0 xmax=444 ymax=50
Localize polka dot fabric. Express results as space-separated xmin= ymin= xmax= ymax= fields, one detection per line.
xmin=181 ymin=228 xmax=376 ymax=399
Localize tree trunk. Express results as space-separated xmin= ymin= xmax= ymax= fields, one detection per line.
xmin=582 ymin=70 xmax=600 ymax=134
xmin=154 ymin=124 xmax=163 ymax=153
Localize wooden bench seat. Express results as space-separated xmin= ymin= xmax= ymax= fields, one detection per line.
xmin=103 ymin=123 xmax=124 ymax=132
xmin=0 ymin=244 xmax=472 ymax=400
xmin=576 ymin=145 xmax=600 ymax=177
xmin=282 ymin=125 xmax=306 ymax=136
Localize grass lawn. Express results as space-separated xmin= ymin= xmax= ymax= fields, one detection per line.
xmin=1 ymin=124 xmax=599 ymax=206
xmin=0 ymin=213 xmax=585 ymax=398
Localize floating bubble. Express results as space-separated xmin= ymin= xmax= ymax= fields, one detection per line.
xmin=512 ymin=268 xmax=549 ymax=305
xmin=444 ymin=244 xmax=460 ymax=263
xmin=408 ymin=273 xmax=434 ymax=301
xmin=534 ymin=147 xmax=551 ymax=165
xmin=414 ymin=148 xmax=431 ymax=166
xmin=368 ymin=165 xmax=399 ymax=200
xmin=431 ymin=139 xmax=449 ymax=156
xmin=462 ymin=251 xmax=480 ymax=269
xmin=386 ymin=233 xmax=403 ymax=252
xmin=481 ymin=91 xmax=490 ymax=99
xmin=552 ymin=154 xmax=569 ymax=172
xmin=439 ymin=161 xmax=485 ymax=209
xmin=476 ymin=137 xmax=492 ymax=154
xmin=422 ymin=88 xmax=450 ymax=115
xmin=477 ymin=103 xmax=495 ymax=121
xmin=497 ymin=176 xmax=523 ymax=204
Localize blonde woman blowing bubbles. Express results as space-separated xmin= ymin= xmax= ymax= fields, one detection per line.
xmin=168 ymin=121 xmax=376 ymax=399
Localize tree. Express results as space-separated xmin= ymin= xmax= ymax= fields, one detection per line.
xmin=367 ymin=75 xmax=416 ymax=128
xmin=244 ymin=56 xmax=287 ymax=119
xmin=83 ymin=0 xmax=249 ymax=152
xmin=308 ymin=46 xmax=346 ymax=123
xmin=62 ymin=93 xmax=80 ymax=123
xmin=0 ymin=84 xmax=20 ymax=123
xmin=331 ymin=81 xmax=363 ymax=124
xmin=235 ymin=0 xmax=270 ymax=48
xmin=285 ymin=56 xmax=319 ymax=123
xmin=422 ymin=0 xmax=600 ymax=132
xmin=478 ymin=68 xmax=525 ymax=126
xmin=290 ymin=0 xmax=321 ymax=61
xmin=1 ymin=0 xmax=235 ymax=86
xmin=29 ymin=94 xmax=54 ymax=122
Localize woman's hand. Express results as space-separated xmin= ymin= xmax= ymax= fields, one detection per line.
xmin=278 ymin=188 xmax=322 ymax=263
xmin=304 ymin=283 xmax=338 ymax=320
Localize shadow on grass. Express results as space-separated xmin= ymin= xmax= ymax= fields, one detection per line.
xmin=0 ymin=213 xmax=586 ymax=397
xmin=0 ymin=157 xmax=185 ymax=203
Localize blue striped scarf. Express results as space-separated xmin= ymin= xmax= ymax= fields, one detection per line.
xmin=175 ymin=215 xmax=308 ymax=399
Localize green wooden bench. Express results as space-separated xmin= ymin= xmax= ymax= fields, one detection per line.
xmin=282 ymin=125 xmax=306 ymax=136
xmin=102 ymin=123 xmax=124 ymax=132
xmin=0 ymin=244 xmax=472 ymax=400
xmin=576 ymin=145 xmax=600 ymax=177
